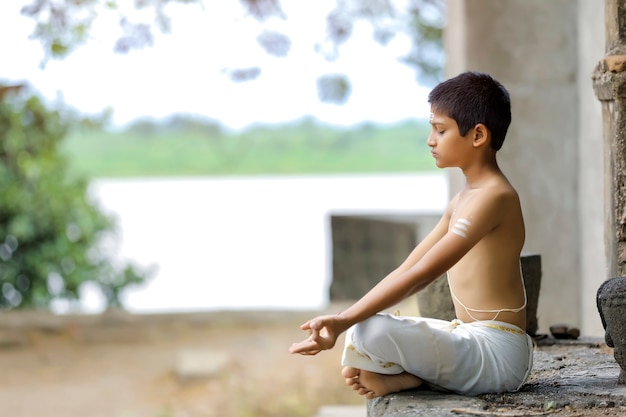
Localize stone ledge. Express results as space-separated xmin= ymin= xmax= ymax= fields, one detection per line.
xmin=368 ymin=338 xmax=626 ymax=416
xmin=368 ymin=391 xmax=485 ymax=417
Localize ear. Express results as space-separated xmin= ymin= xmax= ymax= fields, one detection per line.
xmin=471 ymin=123 xmax=490 ymax=148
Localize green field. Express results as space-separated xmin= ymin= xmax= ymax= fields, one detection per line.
xmin=62 ymin=117 xmax=436 ymax=178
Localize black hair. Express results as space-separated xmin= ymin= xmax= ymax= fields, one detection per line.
xmin=428 ymin=71 xmax=511 ymax=151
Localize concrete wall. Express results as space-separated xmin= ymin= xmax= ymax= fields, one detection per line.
xmin=445 ymin=0 xmax=605 ymax=336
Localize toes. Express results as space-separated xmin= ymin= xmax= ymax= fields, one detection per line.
xmin=341 ymin=366 xmax=360 ymax=379
xmin=342 ymin=366 xmax=377 ymax=398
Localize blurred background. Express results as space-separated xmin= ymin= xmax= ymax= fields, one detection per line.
xmin=0 ymin=0 xmax=445 ymax=314
xmin=0 ymin=1 xmax=447 ymax=416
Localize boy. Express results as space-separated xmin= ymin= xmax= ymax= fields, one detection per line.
xmin=289 ymin=71 xmax=534 ymax=398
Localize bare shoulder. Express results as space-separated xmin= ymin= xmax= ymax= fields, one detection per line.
xmin=477 ymin=176 xmax=521 ymax=208
xmin=493 ymin=177 xmax=522 ymax=211
xmin=465 ymin=180 xmax=518 ymax=210
xmin=455 ymin=176 xmax=523 ymax=236
xmin=479 ymin=178 xmax=525 ymax=236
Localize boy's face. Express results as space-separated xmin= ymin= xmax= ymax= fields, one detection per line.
xmin=427 ymin=109 xmax=473 ymax=169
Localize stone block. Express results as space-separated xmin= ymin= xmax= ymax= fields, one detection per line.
xmin=416 ymin=274 xmax=455 ymax=322
xmin=329 ymin=216 xmax=417 ymax=301
xmin=522 ymin=253 xmax=542 ymax=336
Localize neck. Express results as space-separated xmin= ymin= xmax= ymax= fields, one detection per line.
xmin=460 ymin=158 xmax=502 ymax=188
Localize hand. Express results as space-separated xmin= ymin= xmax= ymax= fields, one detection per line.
xmin=289 ymin=314 xmax=344 ymax=356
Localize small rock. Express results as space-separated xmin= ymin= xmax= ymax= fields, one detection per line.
xmin=549 ymin=324 xmax=580 ymax=340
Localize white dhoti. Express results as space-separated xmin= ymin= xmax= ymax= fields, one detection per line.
xmin=341 ymin=313 xmax=534 ymax=396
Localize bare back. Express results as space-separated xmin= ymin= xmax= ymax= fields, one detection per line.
xmin=446 ymin=176 xmax=527 ymax=329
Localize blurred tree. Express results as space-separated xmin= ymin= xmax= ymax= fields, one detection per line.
xmin=0 ymin=84 xmax=149 ymax=310
xmin=20 ymin=0 xmax=444 ymax=103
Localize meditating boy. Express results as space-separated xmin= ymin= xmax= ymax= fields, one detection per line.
xmin=289 ymin=71 xmax=533 ymax=398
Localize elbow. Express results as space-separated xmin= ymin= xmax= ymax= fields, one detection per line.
xmin=405 ymin=266 xmax=447 ymax=297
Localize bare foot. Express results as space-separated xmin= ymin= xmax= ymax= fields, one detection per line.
xmin=341 ymin=366 xmax=422 ymax=399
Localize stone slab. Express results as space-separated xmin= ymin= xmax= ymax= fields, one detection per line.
xmin=369 ymin=339 xmax=626 ymax=416
xmin=368 ymin=391 xmax=486 ymax=417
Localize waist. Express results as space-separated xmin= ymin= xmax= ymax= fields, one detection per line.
xmin=449 ymin=319 xmax=527 ymax=336
xmin=454 ymin=307 xmax=527 ymax=331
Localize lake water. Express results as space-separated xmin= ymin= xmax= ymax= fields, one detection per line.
xmin=70 ymin=173 xmax=448 ymax=314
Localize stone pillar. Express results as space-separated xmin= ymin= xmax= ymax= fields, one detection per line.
xmin=579 ymin=0 xmax=607 ymax=338
xmin=592 ymin=1 xmax=626 ymax=279
xmin=444 ymin=0 xmax=581 ymax=334
xmin=593 ymin=2 xmax=626 ymax=383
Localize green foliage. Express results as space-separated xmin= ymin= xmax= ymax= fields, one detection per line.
xmin=62 ymin=116 xmax=435 ymax=178
xmin=0 ymin=87 xmax=148 ymax=310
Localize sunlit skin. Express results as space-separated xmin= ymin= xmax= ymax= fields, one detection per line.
xmin=289 ymin=109 xmax=526 ymax=398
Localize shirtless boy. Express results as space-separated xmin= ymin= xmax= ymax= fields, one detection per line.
xmin=289 ymin=71 xmax=533 ymax=398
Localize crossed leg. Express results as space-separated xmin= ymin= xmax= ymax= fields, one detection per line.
xmin=342 ymin=366 xmax=423 ymax=399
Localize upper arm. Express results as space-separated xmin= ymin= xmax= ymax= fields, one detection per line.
xmin=394 ymin=196 xmax=456 ymax=274
xmin=409 ymin=190 xmax=508 ymax=279
xmin=448 ymin=189 xmax=507 ymax=249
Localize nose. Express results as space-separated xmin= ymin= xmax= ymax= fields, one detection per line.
xmin=427 ymin=132 xmax=436 ymax=148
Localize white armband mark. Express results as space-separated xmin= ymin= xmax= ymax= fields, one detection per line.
xmin=452 ymin=218 xmax=472 ymax=238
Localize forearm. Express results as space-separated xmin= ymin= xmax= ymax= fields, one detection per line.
xmin=337 ymin=267 xmax=426 ymax=327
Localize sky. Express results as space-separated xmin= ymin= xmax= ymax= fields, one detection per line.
xmin=0 ymin=1 xmax=433 ymax=131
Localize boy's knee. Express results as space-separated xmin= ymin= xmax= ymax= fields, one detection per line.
xmin=354 ymin=314 xmax=396 ymax=350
